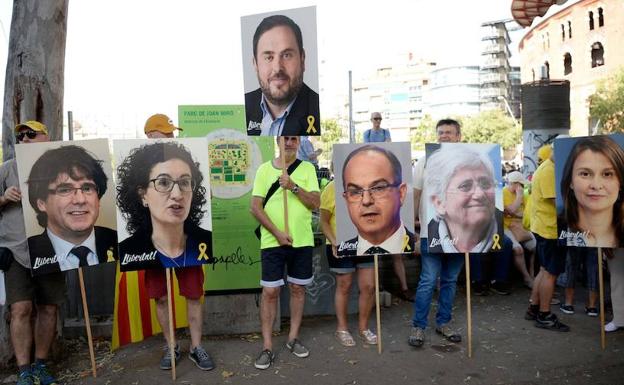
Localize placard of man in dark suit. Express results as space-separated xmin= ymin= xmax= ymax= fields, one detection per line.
xmin=26 ymin=145 xmax=117 ymax=275
xmin=245 ymin=14 xmax=320 ymax=136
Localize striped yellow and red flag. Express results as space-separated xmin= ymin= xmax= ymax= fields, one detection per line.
xmin=111 ymin=264 xmax=190 ymax=351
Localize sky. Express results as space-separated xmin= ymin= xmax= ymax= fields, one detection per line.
xmin=0 ymin=0 xmax=567 ymax=137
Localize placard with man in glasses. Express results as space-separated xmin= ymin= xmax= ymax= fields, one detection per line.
xmin=113 ymin=138 xmax=213 ymax=271
xmin=424 ymin=143 xmax=503 ymax=254
xmin=332 ymin=143 xmax=415 ymax=257
xmin=15 ymin=139 xmax=118 ymax=275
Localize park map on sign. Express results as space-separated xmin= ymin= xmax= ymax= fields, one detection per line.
xmin=209 ymin=140 xmax=250 ymax=185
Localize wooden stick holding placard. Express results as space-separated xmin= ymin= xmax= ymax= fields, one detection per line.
xmin=464 ymin=252 xmax=472 ymax=358
xmin=598 ymin=248 xmax=606 ymax=350
xmin=165 ymin=268 xmax=176 ymax=380
xmin=280 ymin=139 xmax=289 ymax=234
xmin=374 ymin=254 xmax=382 ymax=354
xmin=77 ymin=268 xmax=97 ymax=377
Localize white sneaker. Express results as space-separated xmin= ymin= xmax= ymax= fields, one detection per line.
xmin=605 ymin=321 xmax=622 ymax=332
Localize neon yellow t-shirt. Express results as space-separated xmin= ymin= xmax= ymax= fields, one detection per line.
xmin=320 ymin=180 xmax=336 ymax=245
xmin=252 ymin=160 xmax=320 ymax=249
xmin=530 ymin=158 xmax=557 ymax=239
xmin=503 ymin=187 xmax=524 ymax=230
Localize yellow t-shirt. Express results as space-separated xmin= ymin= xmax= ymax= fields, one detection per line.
xmin=320 ymin=181 xmax=337 ymax=245
xmin=503 ymin=187 xmax=524 ymax=229
xmin=530 ymin=158 xmax=557 ymax=239
xmin=252 ymin=160 xmax=320 ymax=249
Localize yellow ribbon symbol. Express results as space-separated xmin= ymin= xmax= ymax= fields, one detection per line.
xmin=492 ymin=234 xmax=501 ymax=250
xmin=402 ymin=234 xmax=412 ymax=252
xmin=106 ymin=249 xmax=115 ymax=263
xmin=306 ymin=115 xmax=317 ymax=134
xmin=197 ymin=242 xmax=209 ymax=261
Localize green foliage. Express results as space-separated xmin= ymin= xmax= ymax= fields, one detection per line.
xmin=410 ymin=115 xmax=436 ymax=151
xmin=460 ymin=109 xmax=521 ymax=149
xmin=318 ymin=118 xmax=346 ymax=166
xmin=409 ymin=111 xmax=520 ymax=150
xmin=589 ymin=67 xmax=624 ymax=134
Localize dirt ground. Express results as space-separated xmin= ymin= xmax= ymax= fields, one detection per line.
xmin=2 ymin=285 xmax=623 ymax=385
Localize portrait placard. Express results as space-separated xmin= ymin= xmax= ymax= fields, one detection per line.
xmin=554 ymin=134 xmax=624 ymax=248
xmin=114 ymin=138 xmax=213 ymax=271
xmin=424 ymin=143 xmax=504 ymax=254
xmin=333 ymin=142 xmax=415 ymax=257
xmin=241 ymin=6 xmax=320 ymax=136
xmin=15 ymin=139 xmax=117 ymax=276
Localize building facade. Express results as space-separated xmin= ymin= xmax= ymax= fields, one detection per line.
xmin=429 ymin=66 xmax=481 ymax=119
xmin=352 ymin=56 xmax=436 ymax=143
xmin=519 ymin=0 xmax=624 ymax=135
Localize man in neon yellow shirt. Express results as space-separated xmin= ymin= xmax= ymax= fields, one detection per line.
xmin=526 ymin=148 xmax=569 ymax=332
xmin=250 ymin=136 xmax=320 ymax=369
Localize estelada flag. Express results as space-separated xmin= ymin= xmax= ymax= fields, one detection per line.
xmin=111 ymin=264 xmax=191 ymax=350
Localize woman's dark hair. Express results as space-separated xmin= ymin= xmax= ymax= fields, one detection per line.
xmin=116 ymin=142 xmax=206 ymax=234
xmin=560 ymin=136 xmax=624 ymax=243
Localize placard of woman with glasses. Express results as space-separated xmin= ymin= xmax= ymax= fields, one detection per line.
xmin=425 ymin=144 xmax=503 ymax=254
xmin=115 ymin=140 xmax=213 ymax=272
xmin=115 ymin=139 xmax=215 ymax=371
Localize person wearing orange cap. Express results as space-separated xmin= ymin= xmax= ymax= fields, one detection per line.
xmin=144 ymin=114 xmax=182 ymax=139
xmin=1 ymin=121 xmax=64 ymax=385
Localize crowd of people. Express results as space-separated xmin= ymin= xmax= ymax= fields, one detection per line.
xmin=0 ymin=114 xmax=622 ymax=384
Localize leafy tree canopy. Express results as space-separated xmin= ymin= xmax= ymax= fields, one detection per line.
xmin=589 ymin=67 xmax=624 ymax=134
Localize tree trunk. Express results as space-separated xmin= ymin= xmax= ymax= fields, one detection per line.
xmin=0 ymin=0 xmax=68 ymax=368
xmin=1 ymin=0 xmax=68 ymax=161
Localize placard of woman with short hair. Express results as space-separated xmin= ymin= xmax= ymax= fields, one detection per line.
xmin=425 ymin=143 xmax=503 ymax=254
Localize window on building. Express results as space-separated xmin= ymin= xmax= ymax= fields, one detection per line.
xmin=589 ymin=11 xmax=594 ymax=30
xmin=561 ymin=24 xmax=565 ymax=41
xmin=598 ymin=7 xmax=604 ymax=27
xmin=564 ymin=53 xmax=572 ymax=75
xmin=543 ymin=61 xmax=550 ymax=79
xmin=532 ymin=69 xmax=535 ymax=81
xmin=568 ymin=21 xmax=572 ymax=38
xmin=591 ymin=42 xmax=604 ymax=67
xmin=547 ymin=32 xmax=550 ymax=48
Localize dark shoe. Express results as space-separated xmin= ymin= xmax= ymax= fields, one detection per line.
xmin=535 ymin=313 xmax=570 ymax=332
xmin=31 ymin=363 xmax=58 ymax=385
xmin=585 ymin=307 xmax=598 ymax=317
xmin=159 ymin=344 xmax=180 ymax=370
xmin=472 ymin=281 xmax=489 ymax=296
xmin=559 ymin=304 xmax=575 ymax=314
xmin=189 ymin=346 xmax=215 ymax=371
xmin=490 ymin=281 xmax=510 ymax=295
xmin=16 ymin=371 xmax=35 ymax=385
xmin=254 ymin=349 xmax=275 ymax=370
xmin=397 ymin=289 xmax=415 ymax=302
xmin=286 ymin=338 xmax=309 ymax=358
xmin=435 ymin=325 xmax=461 ymax=343
xmin=525 ymin=306 xmax=538 ymax=320
xmin=408 ymin=326 xmax=425 ymax=347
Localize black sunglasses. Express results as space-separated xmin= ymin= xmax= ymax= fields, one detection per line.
xmin=372 ymin=117 xmax=382 ymax=121
xmin=16 ymin=130 xmax=38 ymax=141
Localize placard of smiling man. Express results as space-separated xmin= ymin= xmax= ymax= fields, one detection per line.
xmin=336 ymin=144 xmax=415 ymax=257
xmin=242 ymin=7 xmax=320 ymax=136
xmin=25 ymin=144 xmax=117 ymax=275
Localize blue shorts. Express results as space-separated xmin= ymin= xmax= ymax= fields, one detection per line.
xmin=534 ymin=233 xmax=566 ymax=275
xmin=326 ymin=245 xmax=374 ymax=274
xmin=261 ymin=246 xmax=313 ymax=287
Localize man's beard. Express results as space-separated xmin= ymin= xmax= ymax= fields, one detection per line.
xmin=258 ymin=71 xmax=303 ymax=108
